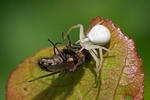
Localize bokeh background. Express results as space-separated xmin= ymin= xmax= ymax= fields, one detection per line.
xmin=1 ymin=0 xmax=150 ymax=100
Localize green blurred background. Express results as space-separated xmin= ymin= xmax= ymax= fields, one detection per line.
xmin=1 ymin=0 xmax=150 ymax=100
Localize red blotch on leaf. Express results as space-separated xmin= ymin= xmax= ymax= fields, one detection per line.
xmin=6 ymin=16 xmax=144 ymax=100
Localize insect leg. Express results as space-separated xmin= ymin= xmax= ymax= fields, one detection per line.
xmin=71 ymin=45 xmax=81 ymax=49
xmin=69 ymin=55 xmax=84 ymax=72
xmin=28 ymin=71 xmax=60 ymax=82
xmin=48 ymin=39 xmax=66 ymax=61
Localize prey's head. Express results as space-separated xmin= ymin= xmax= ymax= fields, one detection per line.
xmin=38 ymin=58 xmax=55 ymax=72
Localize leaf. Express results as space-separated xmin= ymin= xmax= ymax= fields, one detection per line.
xmin=6 ymin=16 xmax=144 ymax=100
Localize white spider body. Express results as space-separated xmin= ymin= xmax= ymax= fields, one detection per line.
xmin=65 ymin=23 xmax=111 ymax=81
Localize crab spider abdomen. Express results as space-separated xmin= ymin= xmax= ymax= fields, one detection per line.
xmin=87 ymin=25 xmax=111 ymax=45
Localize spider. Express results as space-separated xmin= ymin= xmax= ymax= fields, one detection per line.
xmin=64 ymin=21 xmax=111 ymax=82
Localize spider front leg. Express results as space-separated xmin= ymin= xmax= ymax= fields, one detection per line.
xmin=65 ymin=24 xmax=85 ymax=40
xmin=83 ymin=44 xmax=110 ymax=85
xmin=81 ymin=43 xmax=110 ymax=70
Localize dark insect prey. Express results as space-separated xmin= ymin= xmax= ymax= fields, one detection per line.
xmin=28 ymin=32 xmax=90 ymax=82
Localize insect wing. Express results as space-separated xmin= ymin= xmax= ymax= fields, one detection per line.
xmin=46 ymin=62 xmax=75 ymax=72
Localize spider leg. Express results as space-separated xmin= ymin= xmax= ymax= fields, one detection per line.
xmin=65 ymin=24 xmax=85 ymax=40
xmin=85 ymin=45 xmax=105 ymax=88
xmin=88 ymin=49 xmax=99 ymax=69
xmin=99 ymin=48 xmax=103 ymax=71
xmin=95 ymin=48 xmax=103 ymax=88
xmin=86 ymin=44 xmax=111 ymax=53
xmin=84 ymin=44 xmax=110 ymax=72
xmin=92 ymin=49 xmax=98 ymax=56
xmin=85 ymin=48 xmax=100 ymax=88
xmin=75 ymin=40 xmax=80 ymax=44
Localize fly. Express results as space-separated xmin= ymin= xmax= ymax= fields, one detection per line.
xmin=28 ymin=32 xmax=90 ymax=82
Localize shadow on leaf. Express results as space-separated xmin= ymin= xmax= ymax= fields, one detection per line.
xmin=32 ymin=66 xmax=85 ymax=100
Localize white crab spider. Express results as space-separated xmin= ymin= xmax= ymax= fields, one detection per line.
xmin=65 ymin=22 xmax=111 ymax=77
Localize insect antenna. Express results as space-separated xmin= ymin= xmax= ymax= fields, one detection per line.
xmin=65 ymin=32 xmax=81 ymax=48
xmin=62 ymin=32 xmax=70 ymax=48
xmin=63 ymin=32 xmax=82 ymax=53
xmin=47 ymin=39 xmax=60 ymax=55
xmin=53 ymin=42 xmax=61 ymax=55
xmin=28 ymin=71 xmax=59 ymax=82
xmin=66 ymin=34 xmax=72 ymax=46
xmin=64 ymin=32 xmax=79 ymax=48
xmin=48 ymin=39 xmax=66 ymax=60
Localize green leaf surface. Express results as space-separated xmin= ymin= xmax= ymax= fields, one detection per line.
xmin=6 ymin=16 xmax=144 ymax=100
